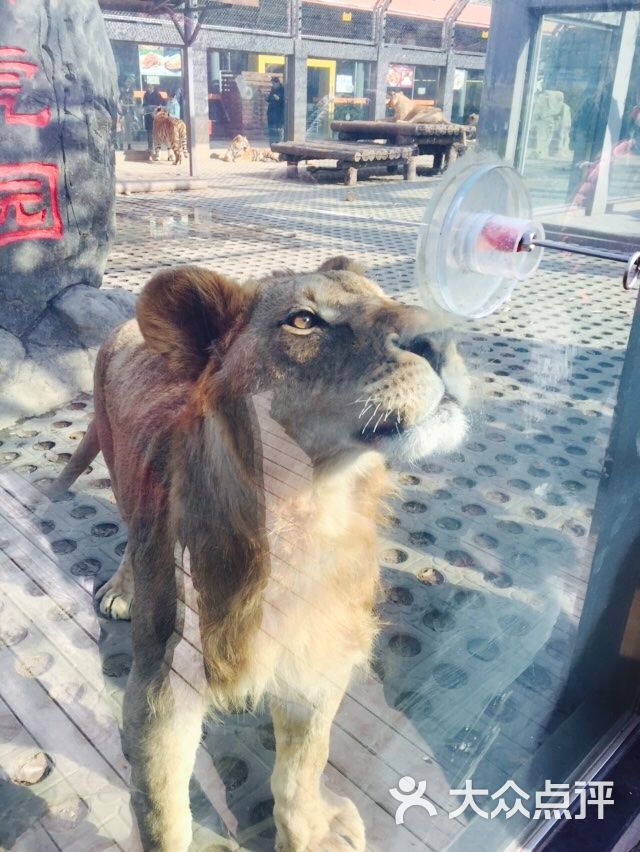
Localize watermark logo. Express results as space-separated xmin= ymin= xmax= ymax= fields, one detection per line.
xmin=390 ymin=777 xmax=437 ymax=824
xmin=388 ymin=777 xmax=614 ymax=822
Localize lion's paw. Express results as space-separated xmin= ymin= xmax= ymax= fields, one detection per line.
xmin=95 ymin=571 xmax=133 ymax=620
xmin=275 ymin=795 xmax=365 ymax=852
xmin=328 ymin=796 xmax=365 ymax=851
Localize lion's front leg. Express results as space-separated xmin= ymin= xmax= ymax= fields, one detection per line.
xmin=123 ymin=516 xmax=203 ymax=852
xmin=270 ymin=688 xmax=365 ymax=852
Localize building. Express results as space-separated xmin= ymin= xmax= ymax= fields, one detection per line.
xmin=100 ymin=0 xmax=490 ymax=172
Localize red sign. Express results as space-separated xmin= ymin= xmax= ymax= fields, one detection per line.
xmin=0 ymin=46 xmax=51 ymax=127
xmin=387 ymin=64 xmax=415 ymax=89
xmin=0 ymin=163 xmax=63 ymax=247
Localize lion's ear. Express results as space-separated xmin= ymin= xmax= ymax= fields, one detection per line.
xmin=318 ymin=256 xmax=366 ymax=275
xmin=136 ymin=265 xmax=252 ymax=378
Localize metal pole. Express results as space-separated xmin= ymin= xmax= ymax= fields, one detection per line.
xmin=525 ymin=239 xmax=640 ymax=291
xmin=530 ymin=238 xmax=632 ymax=265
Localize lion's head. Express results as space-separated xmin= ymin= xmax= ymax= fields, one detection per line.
xmin=386 ymin=91 xmax=408 ymax=114
xmin=136 ymin=258 xmax=469 ymax=465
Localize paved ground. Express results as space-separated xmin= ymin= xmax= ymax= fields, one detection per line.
xmin=0 ymin=161 xmax=636 ymax=851
xmin=113 ymin=143 xmax=440 ymax=185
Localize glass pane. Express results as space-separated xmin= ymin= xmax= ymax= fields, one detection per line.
xmin=520 ymin=11 xmax=640 ymax=241
xmin=207 ymin=50 xmax=287 ymax=146
xmin=386 ymin=64 xmax=444 ymax=114
xmin=306 ymin=58 xmax=374 ymax=139
xmin=112 ymin=40 xmax=188 ymax=176
xmin=452 ymin=68 xmax=484 ymax=124
xmin=6 ymin=1 xmax=640 ymax=851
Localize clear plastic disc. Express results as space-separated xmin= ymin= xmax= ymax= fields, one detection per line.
xmin=415 ymin=155 xmax=545 ymax=319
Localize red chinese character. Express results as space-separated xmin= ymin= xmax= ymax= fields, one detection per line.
xmin=0 ymin=46 xmax=51 ymax=127
xmin=0 ymin=162 xmax=63 ymax=247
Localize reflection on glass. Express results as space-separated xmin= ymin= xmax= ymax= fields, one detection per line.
xmin=386 ymin=64 xmax=444 ymax=117
xmin=111 ymin=40 xmax=185 ymax=154
xmin=306 ymin=59 xmax=373 ymax=140
xmin=521 ymin=11 xmax=639 ymax=240
xmin=207 ymin=50 xmax=286 ymax=146
xmin=452 ymin=69 xmax=484 ymax=124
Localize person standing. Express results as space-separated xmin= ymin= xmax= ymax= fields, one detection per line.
xmin=143 ymin=84 xmax=165 ymax=153
xmin=174 ymin=84 xmax=184 ymax=119
xmin=167 ymin=93 xmax=180 ymax=119
xmin=266 ymin=76 xmax=285 ymax=145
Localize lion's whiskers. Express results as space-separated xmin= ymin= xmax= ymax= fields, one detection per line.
xmin=373 ymin=407 xmax=394 ymax=435
xmin=358 ymin=397 xmax=373 ymax=418
xmin=361 ymin=409 xmax=379 ymax=434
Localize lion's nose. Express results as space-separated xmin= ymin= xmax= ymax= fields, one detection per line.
xmin=398 ymin=334 xmax=443 ymax=373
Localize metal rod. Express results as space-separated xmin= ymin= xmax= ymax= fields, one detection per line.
xmin=530 ymin=238 xmax=631 ymax=264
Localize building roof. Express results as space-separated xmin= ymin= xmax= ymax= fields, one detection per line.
xmin=99 ymin=0 xmax=492 ymax=28
xmin=304 ymin=0 xmax=491 ymax=27
xmin=388 ymin=0 xmax=490 ymax=26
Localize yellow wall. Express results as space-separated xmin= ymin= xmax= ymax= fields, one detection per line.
xmin=258 ymin=54 xmax=286 ymax=74
xmin=257 ymin=55 xmax=337 ymax=96
xmin=307 ymin=58 xmax=336 ymax=97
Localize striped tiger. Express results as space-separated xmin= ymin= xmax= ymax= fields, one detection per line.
xmin=152 ymin=108 xmax=188 ymax=165
xmin=219 ymin=134 xmax=281 ymax=163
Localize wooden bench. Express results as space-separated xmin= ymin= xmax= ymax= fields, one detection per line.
xmin=331 ymin=120 xmax=472 ymax=173
xmin=271 ymin=140 xmax=417 ymax=185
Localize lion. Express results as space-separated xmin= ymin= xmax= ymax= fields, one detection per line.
xmin=215 ymin=133 xmax=281 ymax=163
xmin=46 ymin=258 xmax=469 ymax=852
xmin=387 ymin=90 xmax=449 ymax=124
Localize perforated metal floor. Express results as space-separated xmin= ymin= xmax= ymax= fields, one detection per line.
xmin=0 ymin=166 xmax=634 ymax=851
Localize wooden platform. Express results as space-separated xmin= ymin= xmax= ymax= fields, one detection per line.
xmin=271 ymin=140 xmax=417 ymax=185
xmin=330 ymin=120 xmax=472 ymax=173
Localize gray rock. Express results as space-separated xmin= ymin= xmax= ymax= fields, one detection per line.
xmin=24 ymin=309 xmax=80 ymax=353
xmin=0 ymin=286 xmax=135 ymax=429
xmin=53 ymin=285 xmax=136 ymax=347
xmin=0 ymin=0 xmax=118 ymax=338
xmin=0 ymin=349 xmax=96 ymax=429
xmin=0 ymin=330 xmax=26 ymax=376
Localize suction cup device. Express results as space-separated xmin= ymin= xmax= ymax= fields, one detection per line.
xmin=414 ymin=154 xmax=640 ymax=319
xmin=415 ymin=156 xmax=545 ymax=319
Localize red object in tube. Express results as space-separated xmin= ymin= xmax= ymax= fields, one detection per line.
xmin=478 ymin=215 xmax=521 ymax=253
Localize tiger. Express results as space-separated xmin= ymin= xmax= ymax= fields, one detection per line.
xmin=216 ymin=134 xmax=281 ymax=163
xmin=152 ymin=108 xmax=188 ymax=165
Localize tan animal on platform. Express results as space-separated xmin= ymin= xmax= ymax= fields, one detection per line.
xmin=218 ymin=133 xmax=281 ymax=162
xmin=387 ymin=91 xmax=448 ymax=124
xmin=47 ymin=258 xmax=469 ymax=852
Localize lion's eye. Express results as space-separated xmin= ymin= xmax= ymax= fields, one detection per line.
xmin=286 ymin=310 xmax=318 ymax=331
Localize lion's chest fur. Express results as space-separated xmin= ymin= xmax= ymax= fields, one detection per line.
xmin=226 ymin=396 xmax=385 ymax=704
xmin=256 ymin=497 xmax=380 ymax=702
